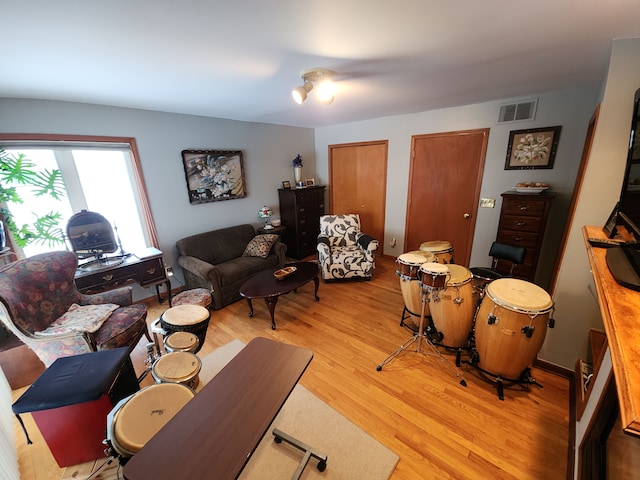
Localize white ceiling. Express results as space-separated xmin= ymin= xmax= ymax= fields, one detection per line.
xmin=2 ymin=1 xmax=640 ymax=128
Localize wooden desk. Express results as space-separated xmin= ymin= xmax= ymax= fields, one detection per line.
xmin=123 ymin=337 xmax=313 ymax=479
xmin=74 ymin=247 xmax=171 ymax=305
xmin=583 ymin=225 xmax=640 ymax=436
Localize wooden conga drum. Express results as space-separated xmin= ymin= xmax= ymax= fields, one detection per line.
xmin=428 ymin=264 xmax=475 ymax=349
xmin=419 ymin=240 xmax=454 ymax=264
xmin=160 ymin=304 xmax=210 ymax=353
xmin=397 ymin=251 xmax=435 ymax=318
xmin=474 ymin=278 xmax=554 ymax=380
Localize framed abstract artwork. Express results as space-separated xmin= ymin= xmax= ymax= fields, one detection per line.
xmin=181 ymin=149 xmax=247 ymax=204
xmin=504 ymin=126 xmax=562 ymax=170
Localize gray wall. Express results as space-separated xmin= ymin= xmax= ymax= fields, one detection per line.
xmin=0 ymin=99 xmax=315 ymax=294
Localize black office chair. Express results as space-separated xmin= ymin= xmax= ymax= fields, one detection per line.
xmin=469 ymin=241 xmax=526 ymax=294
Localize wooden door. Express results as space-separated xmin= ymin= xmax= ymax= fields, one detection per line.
xmin=405 ymin=129 xmax=489 ymax=266
xmin=329 ymin=141 xmax=387 ymax=254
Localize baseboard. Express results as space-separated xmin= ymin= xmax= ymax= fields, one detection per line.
xmin=533 ymin=358 xmax=573 ymax=379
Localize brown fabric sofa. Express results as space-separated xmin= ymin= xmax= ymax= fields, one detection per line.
xmin=176 ymin=224 xmax=286 ymax=310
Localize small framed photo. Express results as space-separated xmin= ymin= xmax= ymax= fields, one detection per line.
xmin=281 ymin=180 xmax=291 ymax=189
xmin=305 ymin=178 xmax=315 ymax=186
xmin=505 ymin=126 xmax=562 ymax=170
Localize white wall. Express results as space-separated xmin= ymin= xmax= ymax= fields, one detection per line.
xmin=546 ymin=38 xmax=640 ymax=369
xmin=0 ymin=99 xmax=315 ymax=294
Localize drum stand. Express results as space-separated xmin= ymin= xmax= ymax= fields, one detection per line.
xmin=377 ymin=289 xmax=467 ymax=387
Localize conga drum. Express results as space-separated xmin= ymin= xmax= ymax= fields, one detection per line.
xmin=419 ymin=240 xmax=454 ymax=264
xmin=160 ymin=304 xmax=210 ymax=353
xmin=396 ymin=251 xmax=436 ymax=318
xmin=428 ymin=264 xmax=475 ymax=349
xmin=474 ymin=278 xmax=554 ymax=380
xmin=151 ymin=351 xmax=202 ymax=390
xmin=107 ymin=383 xmax=195 ymax=459
xmin=164 ymin=331 xmax=199 ymax=354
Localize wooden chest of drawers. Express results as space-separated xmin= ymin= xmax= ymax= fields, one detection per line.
xmin=495 ymin=192 xmax=554 ymax=282
xmin=278 ymin=186 xmax=326 ymax=259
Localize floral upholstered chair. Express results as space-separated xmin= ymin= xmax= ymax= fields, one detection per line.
xmin=317 ymin=214 xmax=379 ymax=281
xmin=0 ymin=251 xmax=150 ymax=367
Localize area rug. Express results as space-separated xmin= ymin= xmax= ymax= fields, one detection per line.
xmin=199 ymin=339 xmax=400 ymax=480
xmin=66 ymin=339 xmax=399 ymax=480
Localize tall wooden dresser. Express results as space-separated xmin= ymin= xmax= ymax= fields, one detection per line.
xmin=278 ymin=185 xmax=326 ymax=259
xmin=494 ymin=191 xmax=554 ymax=282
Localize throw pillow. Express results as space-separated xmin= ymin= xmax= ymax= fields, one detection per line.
xmin=34 ymin=303 xmax=120 ymax=336
xmin=242 ymin=234 xmax=279 ymax=259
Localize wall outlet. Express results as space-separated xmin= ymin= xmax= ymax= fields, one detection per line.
xmin=165 ymin=266 xmax=174 ymax=277
xmin=480 ymin=198 xmax=496 ymax=208
xmin=390 ymin=238 xmax=397 ymax=247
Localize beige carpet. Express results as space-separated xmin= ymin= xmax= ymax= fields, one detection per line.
xmin=198 ymin=339 xmax=400 ymax=480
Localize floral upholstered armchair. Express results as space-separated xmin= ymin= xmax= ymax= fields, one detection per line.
xmin=317 ymin=214 xmax=379 ymax=281
xmin=0 ymin=251 xmax=150 ymax=367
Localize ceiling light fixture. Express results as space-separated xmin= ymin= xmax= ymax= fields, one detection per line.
xmin=292 ymin=68 xmax=336 ymax=105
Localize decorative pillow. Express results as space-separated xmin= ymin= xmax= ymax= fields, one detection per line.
xmin=242 ymin=234 xmax=279 ymax=259
xmin=34 ymin=303 xmax=120 ymax=337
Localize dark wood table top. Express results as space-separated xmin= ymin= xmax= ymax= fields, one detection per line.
xmin=123 ymin=337 xmax=313 ymax=480
xmin=240 ymin=261 xmax=319 ymax=299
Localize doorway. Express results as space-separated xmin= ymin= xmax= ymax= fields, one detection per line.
xmin=405 ymin=129 xmax=489 ymax=266
xmin=329 ymin=141 xmax=387 ymax=254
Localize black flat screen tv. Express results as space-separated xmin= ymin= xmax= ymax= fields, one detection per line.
xmin=606 ymin=87 xmax=640 ymax=290
xmin=615 ymin=87 xmax=640 ymax=240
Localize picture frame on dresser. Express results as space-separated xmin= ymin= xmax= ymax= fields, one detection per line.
xmin=181 ymin=149 xmax=247 ymax=204
xmin=504 ymin=126 xmax=562 ymax=170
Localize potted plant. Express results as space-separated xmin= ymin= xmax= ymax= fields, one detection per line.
xmin=0 ymin=148 xmax=66 ymax=251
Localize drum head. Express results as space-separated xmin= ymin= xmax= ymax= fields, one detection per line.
xmin=419 ymin=262 xmax=449 ymax=275
xmin=161 ymin=304 xmax=209 ymax=326
xmin=152 ymin=352 xmax=201 ymax=383
xmin=398 ymin=252 xmax=432 ymax=265
xmin=164 ymin=332 xmax=199 ymax=351
xmin=113 ymin=384 xmax=194 ymax=455
xmin=446 ymin=264 xmax=471 ymax=285
xmin=485 ymin=278 xmax=553 ymax=312
xmin=419 ymin=240 xmax=453 ymax=253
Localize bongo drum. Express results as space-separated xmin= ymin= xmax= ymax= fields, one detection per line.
xmin=151 ymin=351 xmax=202 ymax=390
xmin=474 ymin=278 xmax=554 ymax=380
xmin=428 ymin=264 xmax=475 ymax=348
xmin=419 ymin=240 xmax=454 ymax=264
xmin=418 ymin=262 xmax=450 ymax=290
xmin=160 ymin=304 xmax=210 ymax=353
xmin=164 ymin=331 xmax=199 ymax=354
xmin=107 ymin=383 xmax=195 ymax=459
xmin=397 ymin=251 xmax=436 ymax=317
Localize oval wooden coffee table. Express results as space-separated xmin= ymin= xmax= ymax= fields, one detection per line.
xmin=239 ymin=261 xmax=320 ymax=329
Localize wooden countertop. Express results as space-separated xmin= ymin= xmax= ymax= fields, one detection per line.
xmin=583 ymin=225 xmax=640 ymax=436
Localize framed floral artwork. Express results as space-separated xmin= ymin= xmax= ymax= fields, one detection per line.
xmin=504 ymin=126 xmax=561 ymax=170
xmin=181 ymin=149 xmax=247 ymax=204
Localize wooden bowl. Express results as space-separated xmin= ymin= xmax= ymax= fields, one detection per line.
xmin=274 ymin=266 xmax=297 ymax=280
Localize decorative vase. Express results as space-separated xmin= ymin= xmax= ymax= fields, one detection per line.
xmin=294 ymin=166 xmax=303 ymax=187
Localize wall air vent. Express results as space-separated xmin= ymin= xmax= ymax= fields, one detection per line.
xmin=498 ymin=99 xmax=537 ymax=123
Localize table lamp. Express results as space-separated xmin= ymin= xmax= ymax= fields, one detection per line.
xmin=258 ymin=206 xmax=273 ymax=229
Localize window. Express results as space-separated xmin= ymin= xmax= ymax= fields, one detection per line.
xmin=0 ymin=135 xmax=158 ymax=259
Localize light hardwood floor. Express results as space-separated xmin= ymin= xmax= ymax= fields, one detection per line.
xmin=12 ymin=255 xmax=570 ymax=479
